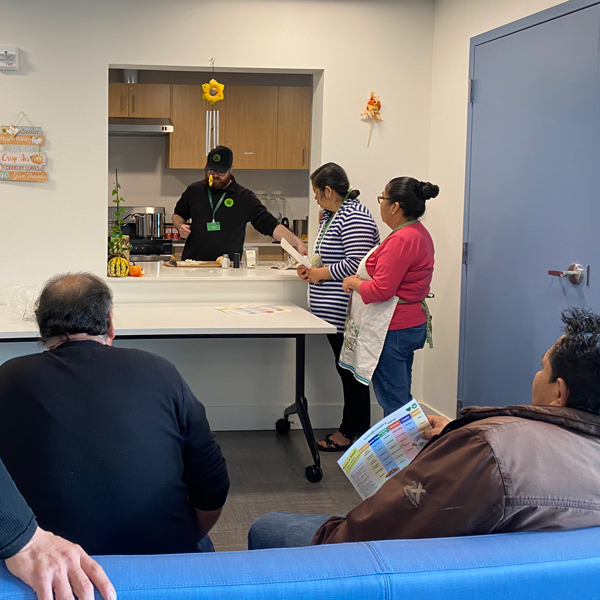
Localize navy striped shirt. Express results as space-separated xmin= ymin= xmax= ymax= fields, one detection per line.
xmin=309 ymin=199 xmax=380 ymax=332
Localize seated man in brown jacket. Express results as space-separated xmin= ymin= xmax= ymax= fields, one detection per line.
xmin=249 ymin=307 xmax=600 ymax=548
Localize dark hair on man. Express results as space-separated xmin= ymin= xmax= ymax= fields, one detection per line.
xmin=550 ymin=307 xmax=600 ymax=415
xmin=387 ymin=177 xmax=439 ymax=219
xmin=310 ymin=162 xmax=360 ymax=201
xmin=35 ymin=273 xmax=113 ymax=348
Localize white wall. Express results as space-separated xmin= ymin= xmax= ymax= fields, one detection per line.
xmin=423 ymin=0 xmax=565 ymax=417
xmin=0 ymin=0 xmax=435 ymax=429
xmin=0 ymin=0 xmax=435 ymax=288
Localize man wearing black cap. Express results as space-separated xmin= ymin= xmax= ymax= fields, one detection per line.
xmin=172 ymin=146 xmax=307 ymax=261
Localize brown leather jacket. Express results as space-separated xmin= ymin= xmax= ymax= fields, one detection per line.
xmin=313 ymin=405 xmax=600 ymax=544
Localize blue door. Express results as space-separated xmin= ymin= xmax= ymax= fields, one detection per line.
xmin=459 ymin=2 xmax=600 ymax=408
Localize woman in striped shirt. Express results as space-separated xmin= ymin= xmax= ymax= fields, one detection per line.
xmin=297 ymin=163 xmax=379 ymax=451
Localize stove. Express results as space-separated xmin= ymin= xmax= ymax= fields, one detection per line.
xmin=129 ymin=237 xmax=172 ymax=256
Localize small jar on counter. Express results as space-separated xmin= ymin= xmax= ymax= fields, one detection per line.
xmin=221 ymin=254 xmax=230 ymax=269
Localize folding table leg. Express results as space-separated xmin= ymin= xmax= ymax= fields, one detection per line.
xmin=276 ymin=335 xmax=322 ymax=483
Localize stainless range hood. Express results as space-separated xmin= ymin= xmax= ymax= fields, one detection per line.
xmin=109 ymin=117 xmax=174 ymax=136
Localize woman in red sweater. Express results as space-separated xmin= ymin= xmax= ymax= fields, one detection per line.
xmin=341 ymin=177 xmax=438 ymax=415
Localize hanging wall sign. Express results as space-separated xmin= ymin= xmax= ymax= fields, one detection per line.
xmin=0 ymin=125 xmax=47 ymax=181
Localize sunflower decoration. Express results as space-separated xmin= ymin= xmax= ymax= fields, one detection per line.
xmin=202 ymin=78 xmax=225 ymax=104
xmin=203 ymin=78 xmax=225 ymax=156
xmin=361 ymin=91 xmax=382 ymax=147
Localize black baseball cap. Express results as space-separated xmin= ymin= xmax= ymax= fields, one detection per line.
xmin=205 ymin=146 xmax=233 ymax=173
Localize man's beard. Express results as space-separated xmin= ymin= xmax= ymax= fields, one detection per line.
xmin=207 ymin=172 xmax=232 ymax=189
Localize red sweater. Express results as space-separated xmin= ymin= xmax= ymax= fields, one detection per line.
xmin=359 ymin=221 xmax=434 ymax=330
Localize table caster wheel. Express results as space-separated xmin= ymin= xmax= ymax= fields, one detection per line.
xmin=276 ymin=418 xmax=291 ymax=434
xmin=305 ymin=465 xmax=323 ymax=483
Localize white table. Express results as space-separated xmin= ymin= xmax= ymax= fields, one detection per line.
xmin=0 ymin=302 xmax=336 ymax=482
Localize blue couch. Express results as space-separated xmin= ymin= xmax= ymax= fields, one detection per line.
xmin=1 ymin=527 xmax=599 ymax=599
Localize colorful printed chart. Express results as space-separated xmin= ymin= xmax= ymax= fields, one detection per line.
xmin=338 ymin=399 xmax=431 ymax=500
xmin=217 ymin=304 xmax=291 ymax=316
xmin=0 ymin=126 xmax=47 ymax=182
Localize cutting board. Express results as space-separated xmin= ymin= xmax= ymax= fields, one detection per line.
xmin=163 ymin=261 xmax=221 ymax=268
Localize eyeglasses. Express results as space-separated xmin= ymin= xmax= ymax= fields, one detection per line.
xmin=377 ymin=195 xmax=389 ymax=204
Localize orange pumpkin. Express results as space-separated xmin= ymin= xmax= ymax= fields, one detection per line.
xmin=129 ymin=264 xmax=143 ymax=277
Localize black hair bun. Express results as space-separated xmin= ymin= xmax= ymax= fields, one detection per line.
xmin=419 ymin=181 xmax=439 ymax=201
xmin=348 ymin=189 xmax=360 ymax=200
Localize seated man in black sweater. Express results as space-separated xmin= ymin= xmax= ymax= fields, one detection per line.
xmin=0 ymin=273 xmax=229 ymax=556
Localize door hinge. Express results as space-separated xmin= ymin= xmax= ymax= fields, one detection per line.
xmin=462 ymin=242 xmax=468 ymax=265
xmin=468 ymin=79 xmax=474 ymax=104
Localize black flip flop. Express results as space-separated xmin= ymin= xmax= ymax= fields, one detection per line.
xmin=318 ymin=433 xmax=351 ymax=453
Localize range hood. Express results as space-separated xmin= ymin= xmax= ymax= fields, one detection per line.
xmin=109 ymin=117 xmax=174 ymax=136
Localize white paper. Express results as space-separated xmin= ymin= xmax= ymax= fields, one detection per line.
xmin=280 ymin=237 xmax=311 ymax=269
xmin=337 ymin=399 xmax=431 ymax=500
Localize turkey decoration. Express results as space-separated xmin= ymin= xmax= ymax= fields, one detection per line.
xmin=361 ymin=91 xmax=382 ymax=147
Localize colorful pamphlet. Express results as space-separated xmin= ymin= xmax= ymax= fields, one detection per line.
xmin=218 ymin=304 xmax=291 ymax=316
xmin=338 ymin=399 xmax=431 ymax=500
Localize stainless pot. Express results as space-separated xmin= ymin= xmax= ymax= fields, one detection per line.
xmin=293 ymin=219 xmax=308 ymax=241
xmin=131 ymin=213 xmax=165 ymax=239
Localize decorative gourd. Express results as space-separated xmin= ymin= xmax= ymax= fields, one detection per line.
xmin=30 ymin=154 xmax=44 ymax=165
xmin=129 ymin=264 xmax=142 ymax=277
xmin=107 ymin=255 xmax=129 ymax=277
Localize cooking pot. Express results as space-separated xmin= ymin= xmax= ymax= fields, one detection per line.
xmin=131 ymin=213 xmax=165 ymax=239
xmin=293 ymin=219 xmax=308 ymax=241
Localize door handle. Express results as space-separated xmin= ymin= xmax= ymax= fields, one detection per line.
xmin=548 ymin=263 xmax=584 ymax=285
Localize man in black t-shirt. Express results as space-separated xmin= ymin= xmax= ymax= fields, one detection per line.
xmin=172 ymin=146 xmax=307 ymax=261
xmin=0 ymin=273 xmax=230 ymax=556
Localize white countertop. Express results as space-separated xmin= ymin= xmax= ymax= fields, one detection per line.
xmin=109 ymin=262 xmax=301 ymax=282
xmin=0 ymin=302 xmax=335 ymax=340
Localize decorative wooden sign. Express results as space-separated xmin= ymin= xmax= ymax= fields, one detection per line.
xmin=0 ymin=125 xmax=47 ymax=182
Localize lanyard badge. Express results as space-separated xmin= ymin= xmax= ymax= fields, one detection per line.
xmin=207 ymin=188 xmax=227 ymax=232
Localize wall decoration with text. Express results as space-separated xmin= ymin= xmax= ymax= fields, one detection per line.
xmin=0 ymin=123 xmax=47 ymax=182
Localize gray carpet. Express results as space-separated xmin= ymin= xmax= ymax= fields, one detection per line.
xmin=210 ymin=429 xmax=361 ymax=551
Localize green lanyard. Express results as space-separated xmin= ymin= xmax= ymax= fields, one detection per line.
xmin=390 ymin=219 xmax=419 ymax=236
xmin=315 ymin=188 xmax=354 ymax=253
xmin=207 ymin=188 xmax=227 ymax=223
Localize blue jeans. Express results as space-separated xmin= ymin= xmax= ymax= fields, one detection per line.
xmin=372 ymin=324 xmax=427 ymax=416
xmin=248 ymin=512 xmax=334 ymax=550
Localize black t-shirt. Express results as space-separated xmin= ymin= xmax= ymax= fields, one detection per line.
xmin=174 ymin=176 xmax=280 ymax=261
xmin=0 ymin=341 xmax=230 ymax=555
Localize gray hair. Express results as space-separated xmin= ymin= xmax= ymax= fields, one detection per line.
xmin=35 ymin=273 xmax=113 ymax=348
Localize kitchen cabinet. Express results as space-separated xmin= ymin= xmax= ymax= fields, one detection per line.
xmin=167 ymin=85 xmax=209 ymax=169
xmin=224 ymin=86 xmax=279 ymax=169
xmin=128 ymin=84 xmax=170 ymax=118
xmin=109 ymin=83 xmax=129 ymax=118
xmin=277 ymin=87 xmax=312 ymax=169
xmin=108 ymin=83 xmax=170 ymax=118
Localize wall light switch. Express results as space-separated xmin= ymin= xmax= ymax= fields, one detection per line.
xmin=0 ymin=47 xmax=19 ymax=71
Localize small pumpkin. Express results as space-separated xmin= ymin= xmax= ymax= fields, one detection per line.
xmin=30 ymin=154 xmax=44 ymax=165
xmin=129 ymin=264 xmax=143 ymax=277
xmin=107 ymin=255 xmax=129 ymax=277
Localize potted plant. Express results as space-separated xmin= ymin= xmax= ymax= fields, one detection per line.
xmin=107 ymin=169 xmax=131 ymax=277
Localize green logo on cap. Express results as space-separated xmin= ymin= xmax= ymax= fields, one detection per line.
xmin=224 ymin=198 xmax=234 ymax=208
xmin=213 ymin=154 xmax=221 ymax=162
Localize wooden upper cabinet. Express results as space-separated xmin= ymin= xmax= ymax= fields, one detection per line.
xmin=168 ymin=85 xmax=208 ymax=169
xmin=224 ymin=86 xmax=279 ymax=169
xmin=277 ymin=87 xmax=311 ymax=169
xmin=128 ymin=84 xmax=171 ymax=118
xmin=109 ymin=83 xmax=129 ymax=117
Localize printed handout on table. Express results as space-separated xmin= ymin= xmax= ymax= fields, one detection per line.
xmin=338 ymin=399 xmax=431 ymax=500
xmin=217 ymin=304 xmax=291 ymax=316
